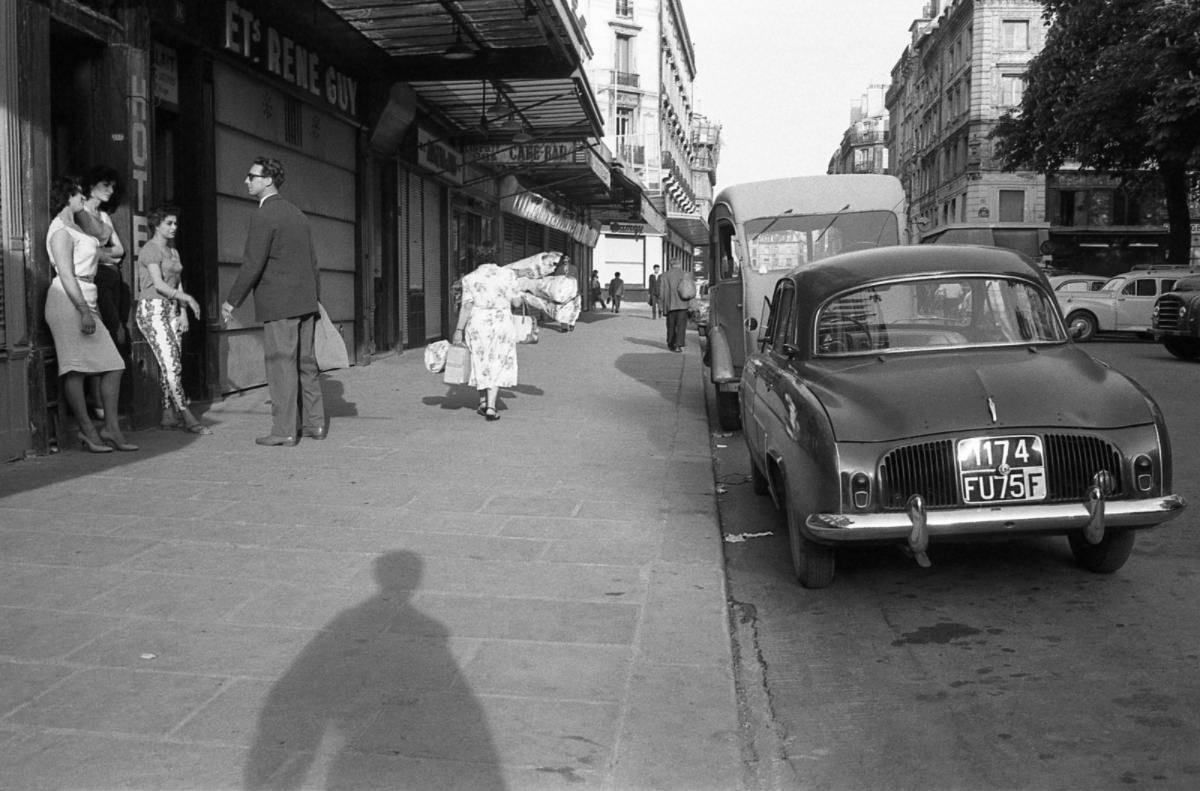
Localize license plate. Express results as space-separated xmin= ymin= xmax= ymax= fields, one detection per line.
xmin=957 ymin=435 xmax=1047 ymax=504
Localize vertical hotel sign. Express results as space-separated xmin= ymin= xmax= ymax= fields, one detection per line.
xmin=128 ymin=53 xmax=150 ymax=250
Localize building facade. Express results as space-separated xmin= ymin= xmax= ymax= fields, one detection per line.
xmin=0 ymin=0 xmax=641 ymax=460
xmin=887 ymin=0 xmax=1181 ymax=274
xmin=887 ymin=0 xmax=1048 ymax=244
xmin=580 ymin=0 xmax=718 ymax=294
xmin=829 ymin=85 xmax=890 ymax=176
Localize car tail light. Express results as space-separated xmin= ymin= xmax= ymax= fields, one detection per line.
xmin=1134 ymin=455 xmax=1153 ymax=492
xmin=851 ymin=472 xmax=871 ymax=509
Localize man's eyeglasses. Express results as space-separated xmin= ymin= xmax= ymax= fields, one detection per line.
xmin=245 ymin=172 xmax=267 ymax=181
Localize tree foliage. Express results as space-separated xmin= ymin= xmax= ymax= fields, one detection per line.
xmin=993 ymin=0 xmax=1200 ymax=264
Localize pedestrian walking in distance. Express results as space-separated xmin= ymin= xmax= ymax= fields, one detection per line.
xmin=658 ymin=260 xmax=694 ymax=352
xmin=608 ymin=271 xmax=625 ymax=313
xmin=648 ymin=264 xmax=661 ymax=319
xmin=221 ymin=157 xmax=326 ymax=446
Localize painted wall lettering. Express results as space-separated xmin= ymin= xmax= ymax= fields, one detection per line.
xmin=222 ymin=0 xmax=358 ymax=117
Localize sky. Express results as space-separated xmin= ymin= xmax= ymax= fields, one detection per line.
xmin=682 ymin=0 xmax=929 ymax=189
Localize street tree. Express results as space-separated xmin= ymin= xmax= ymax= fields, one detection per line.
xmin=993 ymin=0 xmax=1200 ymax=265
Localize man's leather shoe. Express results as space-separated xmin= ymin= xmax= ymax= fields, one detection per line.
xmin=301 ymin=426 xmax=327 ymax=440
xmin=255 ymin=434 xmax=298 ymax=447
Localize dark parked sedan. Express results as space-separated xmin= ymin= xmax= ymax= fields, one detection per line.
xmin=741 ymin=245 xmax=1186 ymax=588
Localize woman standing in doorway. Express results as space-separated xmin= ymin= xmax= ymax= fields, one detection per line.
xmin=76 ymin=165 xmax=128 ymax=420
xmin=451 ymin=242 xmax=522 ymax=421
xmin=44 ymin=175 xmax=135 ymax=452
xmin=135 ymin=204 xmax=210 ymax=434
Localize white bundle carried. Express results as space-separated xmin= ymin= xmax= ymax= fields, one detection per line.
xmin=505 ymin=251 xmax=563 ymax=279
xmin=424 ymin=340 xmax=450 ymax=373
xmin=522 ymin=292 xmax=581 ymax=326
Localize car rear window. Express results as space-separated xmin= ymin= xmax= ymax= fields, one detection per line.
xmin=816 ymin=276 xmax=1066 ymax=355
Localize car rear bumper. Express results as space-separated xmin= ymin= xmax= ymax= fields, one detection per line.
xmin=805 ymin=494 xmax=1186 ymax=544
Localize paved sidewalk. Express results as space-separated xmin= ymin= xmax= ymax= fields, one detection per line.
xmin=0 ymin=303 xmax=742 ymax=791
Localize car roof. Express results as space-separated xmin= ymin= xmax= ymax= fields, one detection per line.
xmin=1107 ymin=268 xmax=1190 ymax=280
xmin=711 ymin=175 xmax=903 ymax=219
xmin=1049 ymin=273 xmax=1105 ymax=281
xmin=783 ymin=244 xmax=1046 ymax=299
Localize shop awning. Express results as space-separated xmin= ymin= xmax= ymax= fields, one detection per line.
xmin=317 ymin=0 xmax=592 ymax=80
xmin=408 ymin=72 xmax=604 ymax=145
xmin=317 ymin=0 xmax=603 ymax=141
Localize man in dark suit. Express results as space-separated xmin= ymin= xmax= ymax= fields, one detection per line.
xmin=647 ymin=264 xmax=661 ymax=319
xmin=221 ymin=157 xmax=326 ymax=446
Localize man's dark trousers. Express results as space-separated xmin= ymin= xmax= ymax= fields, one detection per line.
xmin=263 ymin=313 xmax=325 ymax=437
xmin=666 ymin=309 xmax=688 ymax=350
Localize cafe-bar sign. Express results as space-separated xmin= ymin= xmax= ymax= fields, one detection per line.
xmin=222 ymin=0 xmax=359 ymax=117
xmin=465 ymin=142 xmax=610 ymax=188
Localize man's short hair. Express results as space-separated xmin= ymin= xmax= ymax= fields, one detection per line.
xmin=254 ymin=157 xmax=285 ymax=188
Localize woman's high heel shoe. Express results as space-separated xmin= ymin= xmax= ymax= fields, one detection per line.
xmin=79 ymin=433 xmax=113 ymax=453
xmin=98 ymin=430 xmax=139 ymax=452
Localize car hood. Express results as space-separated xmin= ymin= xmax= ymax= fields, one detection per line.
xmin=804 ymin=346 xmax=1153 ymax=443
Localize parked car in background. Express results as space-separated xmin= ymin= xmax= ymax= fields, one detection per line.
xmin=742 ymin=245 xmax=1185 ymax=588
xmin=1057 ymin=268 xmax=1189 ymax=341
xmin=1049 ymin=273 xmax=1108 ymax=293
xmin=918 ymin=221 xmax=1050 ymax=265
xmin=1152 ymin=273 xmax=1200 ymax=359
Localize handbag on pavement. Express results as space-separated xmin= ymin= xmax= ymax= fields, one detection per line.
xmin=513 ymin=306 xmax=539 ymax=344
xmin=443 ymin=343 xmax=472 ymax=385
xmin=315 ymin=303 xmax=350 ymax=370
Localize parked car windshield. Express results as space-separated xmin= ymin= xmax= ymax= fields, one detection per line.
xmin=746 ymin=210 xmax=900 ymax=273
xmin=815 ymin=276 xmax=1066 ymax=355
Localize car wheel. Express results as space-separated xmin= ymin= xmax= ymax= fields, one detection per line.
xmin=1162 ymin=337 xmax=1200 ymax=360
xmin=786 ymin=496 xmax=835 ymax=589
xmin=1068 ymin=528 xmax=1136 ymax=573
xmin=1066 ymin=311 xmax=1098 ymax=342
xmin=750 ymin=457 xmax=770 ymax=496
xmin=716 ymin=388 xmax=742 ymax=431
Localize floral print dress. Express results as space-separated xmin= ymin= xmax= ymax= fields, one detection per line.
xmin=461 ymin=263 xmax=519 ymax=388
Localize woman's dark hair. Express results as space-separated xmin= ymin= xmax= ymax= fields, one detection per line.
xmin=50 ymin=175 xmax=84 ymax=214
xmin=147 ymin=204 xmax=181 ymax=233
xmin=476 ymin=240 xmax=498 ymax=265
xmin=81 ymin=165 xmax=121 ymax=208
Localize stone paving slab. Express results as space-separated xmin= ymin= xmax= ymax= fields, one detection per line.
xmin=0 ymin=301 xmax=743 ymax=790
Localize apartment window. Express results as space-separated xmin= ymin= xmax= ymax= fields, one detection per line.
xmin=616 ymin=0 xmax=633 ymax=17
xmin=615 ymin=34 xmax=633 ymax=75
xmin=1002 ymin=20 xmax=1029 ymax=50
xmin=999 ymin=190 xmax=1025 ymax=222
xmin=999 ymin=74 xmax=1024 ymax=107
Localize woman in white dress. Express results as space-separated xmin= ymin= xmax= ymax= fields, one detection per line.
xmin=451 ymin=244 xmax=522 ymax=421
xmin=44 ymin=175 xmax=135 ymax=452
xmin=75 ymin=165 xmax=127 ymax=421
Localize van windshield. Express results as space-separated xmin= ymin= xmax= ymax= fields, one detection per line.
xmin=746 ymin=210 xmax=899 ymax=273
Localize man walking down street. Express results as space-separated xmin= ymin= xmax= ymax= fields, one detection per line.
xmin=647 ymin=264 xmax=661 ymax=319
xmin=221 ymin=157 xmax=326 ymax=446
xmin=608 ymin=272 xmax=625 ymax=313
xmin=658 ymin=261 xmax=694 ymax=352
